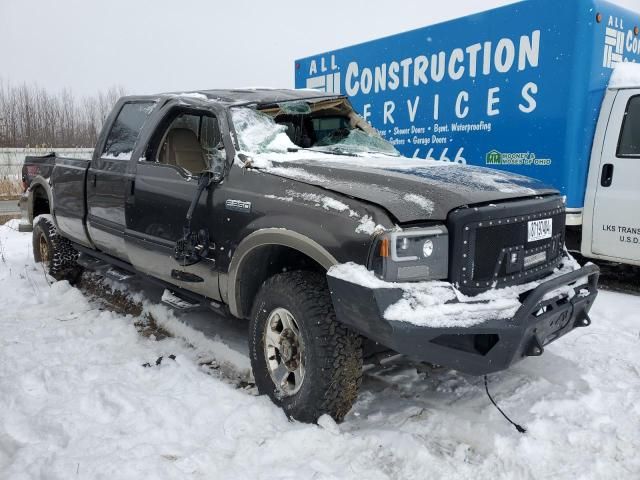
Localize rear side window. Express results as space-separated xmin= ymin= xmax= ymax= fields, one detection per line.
xmin=102 ymin=102 xmax=155 ymax=159
xmin=618 ymin=96 xmax=640 ymax=157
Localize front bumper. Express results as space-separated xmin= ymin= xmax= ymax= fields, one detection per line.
xmin=327 ymin=264 xmax=599 ymax=375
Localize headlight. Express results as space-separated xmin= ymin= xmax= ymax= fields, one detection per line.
xmin=369 ymin=226 xmax=448 ymax=282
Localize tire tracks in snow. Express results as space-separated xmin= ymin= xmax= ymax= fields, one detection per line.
xmin=77 ymin=271 xmax=256 ymax=392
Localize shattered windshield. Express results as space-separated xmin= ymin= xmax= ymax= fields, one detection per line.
xmin=230 ymin=101 xmax=400 ymax=157
xmin=231 ymin=107 xmax=296 ymax=154
xmin=314 ymin=128 xmax=399 ymax=156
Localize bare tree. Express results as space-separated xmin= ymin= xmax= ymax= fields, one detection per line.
xmin=0 ymin=80 xmax=126 ymax=148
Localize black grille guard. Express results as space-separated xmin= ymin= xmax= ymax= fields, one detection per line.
xmin=516 ymin=263 xmax=599 ymax=326
xmin=328 ymin=263 xmax=600 ymax=376
xmin=448 ymin=195 xmax=568 ymax=295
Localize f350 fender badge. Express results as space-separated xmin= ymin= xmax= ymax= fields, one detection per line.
xmin=225 ymin=199 xmax=252 ymax=213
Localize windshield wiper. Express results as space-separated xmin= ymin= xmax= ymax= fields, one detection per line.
xmin=287 ymin=147 xmax=359 ymax=157
xmin=362 ymin=151 xmax=401 ymax=157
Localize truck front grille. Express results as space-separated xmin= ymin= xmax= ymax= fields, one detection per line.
xmin=448 ymin=196 xmax=566 ymax=295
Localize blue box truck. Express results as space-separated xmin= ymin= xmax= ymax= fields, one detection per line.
xmin=295 ymin=0 xmax=640 ymax=267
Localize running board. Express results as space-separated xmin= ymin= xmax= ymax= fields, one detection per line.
xmin=73 ymin=248 xmax=221 ymax=313
xmin=77 ymin=253 xmax=108 ymax=270
xmin=104 ymin=268 xmax=135 ymax=282
xmin=77 ymin=254 xmax=135 ymax=282
xmin=161 ymin=289 xmax=201 ymax=311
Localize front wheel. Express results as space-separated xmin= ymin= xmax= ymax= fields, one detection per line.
xmin=249 ymin=271 xmax=363 ymax=423
xmin=32 ymin=215 xmax=82 ymax=283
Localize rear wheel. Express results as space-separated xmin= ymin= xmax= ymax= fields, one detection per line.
xmin=249 ymin=271 xmax=363 ymax=423
xmin=32 ymin=215 xmax=82 ymax=283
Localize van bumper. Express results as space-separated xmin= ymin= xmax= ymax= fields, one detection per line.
xmin=327 ymin=264 xmax=599 ymax=375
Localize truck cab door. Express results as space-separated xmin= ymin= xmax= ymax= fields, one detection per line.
xmin=125 ymin=109 xmax=226 ymax=301
xmin=87 ymin=101 xmax=155 ymax=260
xmin=588 ymin=89 xmax=640 ymax=264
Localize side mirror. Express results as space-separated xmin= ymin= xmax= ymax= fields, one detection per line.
xmin=208 ymin=164 xmax=226 ymax=184
xmin=197 ymin=169 xmax=218 ymax=188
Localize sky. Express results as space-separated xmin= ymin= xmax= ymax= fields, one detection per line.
xmin=1 ymin=0 xmax=638 ymax=97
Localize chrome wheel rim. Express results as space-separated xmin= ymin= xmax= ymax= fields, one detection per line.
xmin=39 ymin=233 xmax=50 ymax=264
xmin=264 ymin=307 xmax=306 ymax=396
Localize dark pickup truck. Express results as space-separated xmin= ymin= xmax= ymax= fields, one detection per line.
xmin=20 ymin=89 xmax=599 ymax=422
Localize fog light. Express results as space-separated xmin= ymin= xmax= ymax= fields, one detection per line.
xmin=524 ymin=251 xmax=547 ymax=268
xmin=422 ymin=239 xmax=434 ymax=258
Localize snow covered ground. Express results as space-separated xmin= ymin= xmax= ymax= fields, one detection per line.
xmin=1 ymin=220 xmax=639 ymax=479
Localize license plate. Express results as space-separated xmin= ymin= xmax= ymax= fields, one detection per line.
xmin=528 ymin=218 xmax=552 ymax=242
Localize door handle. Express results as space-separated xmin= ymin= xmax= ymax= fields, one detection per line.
xmin=92 ymin=174 xmax=97 ymax=187
xmin=600 ymin=164 xmax=614 ymax=187
xmin=125 ymin=179 xmax=135 ymax=205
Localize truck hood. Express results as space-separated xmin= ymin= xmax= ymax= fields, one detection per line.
xmin=260 ymin=156 xmax=557 ymax=223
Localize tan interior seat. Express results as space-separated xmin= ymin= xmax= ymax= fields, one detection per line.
xmin=161 ymin=128 xmax=207 ymax=173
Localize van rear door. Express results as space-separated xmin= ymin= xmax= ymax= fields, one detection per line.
xmin=589 ymin=89 xmax=640 ymax=264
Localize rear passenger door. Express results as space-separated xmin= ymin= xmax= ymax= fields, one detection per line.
xmin=87 ymin=101 xmax=155 ymax=261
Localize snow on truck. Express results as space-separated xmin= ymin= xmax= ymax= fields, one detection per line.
xmin=295 ymin=0 xmax=640 ymax=268
xmin=19 ymin=88 xmax=598 ymax=423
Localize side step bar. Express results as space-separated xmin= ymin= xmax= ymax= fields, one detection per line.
xmin=104 ymin=268 xmax=135 ymax=282
xmin=74 ymin=246 xmax=223 ymax=313
xmin=76 ymin=254 xmax=108 ymax=270
xmin=161 ymin=289 xmax=201 ymax=311
xmin=77 ymin=253 xmax=134 ymax=281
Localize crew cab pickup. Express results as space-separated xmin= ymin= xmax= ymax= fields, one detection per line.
xmin=19 ymin=89 xmax=599 ymax=422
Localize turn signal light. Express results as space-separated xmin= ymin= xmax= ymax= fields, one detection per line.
xmin=379 ymin=237 xmax=390 ymax=257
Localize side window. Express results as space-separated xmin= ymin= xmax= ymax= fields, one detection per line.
xmin=618 ymin=95 xmax=640 ymax=157
xmin=168 ymin=113 xmax=200 ymax=138
xmin=200 ymin=116 xmax=223 ymax=152
xmin=102 ymin=102 xmax=155 ymax=160
xmin=157 ymin=112 xmax=225 ymax=174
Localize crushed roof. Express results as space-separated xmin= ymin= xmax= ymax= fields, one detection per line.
xmin=158 ymin=88 xmax=343 ymax=106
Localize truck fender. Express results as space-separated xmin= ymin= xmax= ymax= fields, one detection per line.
xmin=26 ymin=176 xmax=54 ymax=223
xmin=224 ymin=228 xmax=338 ymax=318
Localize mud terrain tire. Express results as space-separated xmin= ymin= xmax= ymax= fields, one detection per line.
xmin=249 ymin=271 xmax=363 ymax=423
xmin=32 ymin=215 xmax=82 ymax=283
